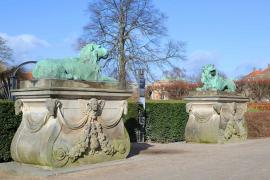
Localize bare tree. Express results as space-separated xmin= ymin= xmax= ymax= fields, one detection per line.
xmin=0 ymin=36 xmax=12 ymax=69
xmin=218 ymin=71 xmax=227 ymax=79
xmin=236 ymin=79 xmax=270 ymax=102
xmin=79 ymin=0 xmax=185 ymax=88
xmin=0 ymin=36 xmax=13 ymax=99
xmin=163 ymin=67 xmax=186 ymax=80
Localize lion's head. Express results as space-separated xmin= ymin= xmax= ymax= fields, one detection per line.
xmin=201 ymin=64 xmax=217 ymax=82
xmin=79 ymin=43 xmax=108 ymax=63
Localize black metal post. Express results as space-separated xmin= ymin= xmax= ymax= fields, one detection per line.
xmin=137 ymin=69 xmax=146 ymax=142
xmin=10 ymin=76 xmax=17 ymax=101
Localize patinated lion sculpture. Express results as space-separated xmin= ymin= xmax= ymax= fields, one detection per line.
xmin=32 ymin=44 xmax=109 ymax=81
xmin=196 ymin=64 xmax=236 ymax=92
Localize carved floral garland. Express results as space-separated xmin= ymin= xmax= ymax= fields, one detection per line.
xmin=65 ymin=98 xmax=116 ymax=162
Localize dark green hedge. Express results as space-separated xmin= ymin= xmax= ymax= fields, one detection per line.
xmin=145 ymin=100 xmax=188 ymax=143
xmin=124 ymin=100 xmax=188 ymax=143
xmin=0 ymin=100 xmax=21 ymax=162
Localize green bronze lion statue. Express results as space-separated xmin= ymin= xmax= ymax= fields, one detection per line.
xmin=32 ymin=44 xmax=112 ymax=81
xmin=196 ymin=64 xmax=236 ymax=92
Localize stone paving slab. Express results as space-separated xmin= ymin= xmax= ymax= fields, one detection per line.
xmin=0 ymin=158 xmax=141 ymax=177
xmin=1 ymin=138 xmax=270 ymax=180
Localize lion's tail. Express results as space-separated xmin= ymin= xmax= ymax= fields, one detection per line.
xmin=32 ymin=63 xmax=39 ymax=79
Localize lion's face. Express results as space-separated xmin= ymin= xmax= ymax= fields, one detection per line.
xmin=80 ymin=44 xmax=108 ymax=61
xmin=200 ymin=64 xmax=217 ymax=84
xmin=210 ymin=70 xmax=216 ymax=77
xmin=203 ymin=64 xmax=216 ymax=77
xmin=95 ymin=45 xmax=108 ymax=60
xmin=203 ymin=64 xmax=215 ymax=73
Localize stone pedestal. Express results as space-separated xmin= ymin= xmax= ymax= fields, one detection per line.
xmin=11 ymin=79 xmax=132 ymax=168
xmin=184 ymin=91 xmax=249 ymax=143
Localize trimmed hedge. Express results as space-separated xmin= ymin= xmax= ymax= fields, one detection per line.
xmin=0 ymin=100 xmax=21 ymax=162
xmin=145 ymin=100 xmax=188 ymax=143
xmin=124 ymin=100 xmax=188 ymax=143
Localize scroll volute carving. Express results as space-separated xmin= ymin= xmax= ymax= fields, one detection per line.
xmin=213 ymin=103 xmax=222 ymax=114
xmin=15 ymin=99 xmax=23 ymax=115
xmin=219 ymin=103 xmax=237 ymax=130
xmin=123 ymin=100 xmax=128 ymax=115
xmin=46 ymin=99 xmax=62 ymax=118
xmin=186 ymin=103 xmax=192 ymax=113
xmin=234 ymin=104 xmax=247 ymax=121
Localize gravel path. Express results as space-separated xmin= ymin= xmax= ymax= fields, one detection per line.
xmin=1 ymin=138 xmax=270 ymax=180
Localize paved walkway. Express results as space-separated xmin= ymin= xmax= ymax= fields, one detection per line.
xmin=1 ymin=138 xmax=270 ymax=180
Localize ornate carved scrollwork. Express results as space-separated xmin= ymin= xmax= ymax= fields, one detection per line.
xmin=46 ymin=99 xmax=62 ymax=118
xmin=15 ymin=99 xmax=58 ymax=133
xmin=52 ymin=143 xmax=69 ymax=167
xmin=99 ymin=100 xmax=127 ymax=129
xmin=68 ymin=120 xmax=91 ymax=162
xmin=186 ymin=103 xmax=221 ymax=124
xmin=216 ymin=103 xmax=247 ymax=142
xmin=222 ymin=103 xmax=247 ymax=141
xmin=12 ymin=97 xmax=128 ymax=167
xmin=186 ymin=101 xmax=248 ymax=143
xmin=67 ymin=98 xmax=118 ymax=162
xmin=14 ymin=99 xmax=23 ymax=115
xmin=213 ymin=103 xmax=222 ymax=114
xmin=186 ymin=104 xmax=192 ymax=113
xmin=193 ymin=111 xmax=212 ymax=123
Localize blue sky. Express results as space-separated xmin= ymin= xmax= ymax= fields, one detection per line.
xmin=1 ymin=0 xmax=270 ymax=79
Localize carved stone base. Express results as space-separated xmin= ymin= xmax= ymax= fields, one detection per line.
xmin=184 ymin=91 xmax=249 ymax=143
xmin=11 ymin=79 xmax=132 ymax=168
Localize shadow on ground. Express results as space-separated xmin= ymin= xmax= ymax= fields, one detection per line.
xmin=140 ymin=148 xmax=187 ymax=155
xmin=127 ymin=143 xmax=153 ymax=158
xmin=128 ymin=143 xmax=188 ymax=158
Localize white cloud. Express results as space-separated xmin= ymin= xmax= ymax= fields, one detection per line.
xmin=232 ymin=60 xmax=270 ymax=79
xmin=0 ymin=32 xmax=50 ymax=62
xmin=63 ymin=33 xmax=78 ymax=44
xmin=182 ymin=50 xmax=220 ymax=75
xmin=183 ymin=50 xmax=270 ymax=79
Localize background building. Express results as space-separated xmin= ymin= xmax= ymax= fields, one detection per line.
xmin=148 ymin=80 xmax=199 ymax=100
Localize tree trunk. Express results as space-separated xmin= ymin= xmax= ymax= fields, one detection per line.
xmin=119 ymin=53 xmax=126 ymax=89
xmin=118 ymin=34 xmax=126 ymax=89
xmin=119 ymin=2 xmax=127 ymax=89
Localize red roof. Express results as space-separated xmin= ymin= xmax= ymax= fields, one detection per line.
xmin=261 ymin=66 xmax=270 ymax=73
xmin=243 ymin=65 xmax=270 ymax=79
xmin=245 ymin=70 xmax=263 ymax=78
xmin=18 ymin=72 xmax=33 ymax=80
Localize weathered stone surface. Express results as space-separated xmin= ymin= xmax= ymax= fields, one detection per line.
xmin=13 ymin=79 xmax=132 ymax=100
xmin=10 ymin=80 xmax=132 ymax=168
xmin=19 ymin=79 xmax=125 ymax=89
xmin=184 ymin=91 xmax=249 ymax=143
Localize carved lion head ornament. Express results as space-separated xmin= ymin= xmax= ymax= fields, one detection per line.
xmin=86 ymin=98 xmax=105 ymax=117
